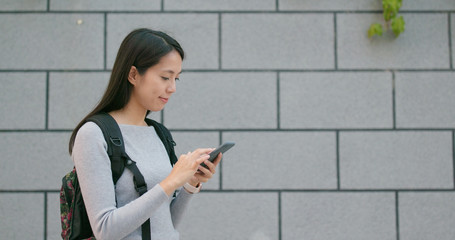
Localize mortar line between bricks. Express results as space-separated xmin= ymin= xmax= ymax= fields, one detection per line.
xmin=218 ymin=13 xmax=222 ymax=70
xmin=103 ymin=13 xmax=107 ymax=70
xmin=219 ymin=131 xmax=223 ymax=190
xmin=2 ymin=69 xmax=455 ymax=73
xmin=392 ymin=71 xmax=396 ymax=129
xmin=276 ymin=71 xmax=280 ymax=129
xmin=45 ymin=72 xmax=49 ymax=130
xmin=161 ymin=0 xmax=164 ymax=11
xmin=278 ymin=191 xmax=282 ymax=240
xmin=449 ymin=14 xmax=453 ymax=69
xmin=275 ymin=0 xmax=279 ymax=11
xmin=2 ymin=128 xmax=455 ymax=133
xmin=336 ymin=131 xmax=340 ymax=189
xmin=44 ymin=192 xmax=47 ymax=240
xmin=334 ymin=13 xmax=338 ymax=69
xmin=453 ymin=131 xmax=455 ymax=189
xmin=0 ymin=10 xmax=454 ymax=14
xmin=395 ymin=191 xmax=400 ymax=240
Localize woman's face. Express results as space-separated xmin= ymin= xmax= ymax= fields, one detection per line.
xmin=129 ymin=49 xmax=182 ymax=112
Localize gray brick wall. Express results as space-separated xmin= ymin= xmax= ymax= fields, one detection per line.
xmin=0 ymin=1 xmax=454 ymax=239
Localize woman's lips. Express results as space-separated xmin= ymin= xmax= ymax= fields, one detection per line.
xmin=159 ymin=97 xmax=168 ymax=103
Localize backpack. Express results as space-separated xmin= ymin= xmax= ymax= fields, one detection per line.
xmin=60 ymin=112 xmax=178 ymax=240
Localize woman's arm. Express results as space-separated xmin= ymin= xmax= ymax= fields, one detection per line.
xmin=169 ymin=187 xmax=194 ymax=228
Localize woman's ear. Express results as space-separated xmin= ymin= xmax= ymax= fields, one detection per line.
xmin=128 ymin=66 xmax=139 ymax=86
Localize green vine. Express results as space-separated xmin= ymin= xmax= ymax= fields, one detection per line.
xmin=368 ymin=0 xmax=405 ymax=38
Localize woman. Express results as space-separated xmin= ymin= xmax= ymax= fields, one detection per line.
xmin=68 ymin=28 xmax=221 ymax=239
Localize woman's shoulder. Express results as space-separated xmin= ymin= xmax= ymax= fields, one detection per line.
xmin=79 ymin=121 xmax=103 ymax=135
xmin=75 ymin=121 xmax=106 ymax=145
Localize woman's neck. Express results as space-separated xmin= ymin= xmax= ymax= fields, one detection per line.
xmin=109 ymin=98 xmax=148 ymax=126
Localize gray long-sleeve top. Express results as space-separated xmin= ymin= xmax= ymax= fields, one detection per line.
xmin=72 ymin=121 xmax=193 ymax=240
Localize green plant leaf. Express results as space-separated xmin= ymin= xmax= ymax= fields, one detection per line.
xmin=391 ymin=16 xmax=405 ymax=37
xmin=382 ymin=0 xmax=401 ymax=21
xmin=368 ymin=23 xmax=383 ymax=38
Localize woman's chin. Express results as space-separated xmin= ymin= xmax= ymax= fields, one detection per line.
xmin=148 ymin=106 xmax=165 ymax=112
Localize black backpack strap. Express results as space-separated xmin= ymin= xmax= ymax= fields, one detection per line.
xmin=86 ymin=112 xmax=151 ymax=240
xmin=123 ymin=155 xmax=150 ymax=240
xmin=86 ymin=112 xmax=125 ymax=184
xmin=145 ymin=118 xmax=178 ymax=166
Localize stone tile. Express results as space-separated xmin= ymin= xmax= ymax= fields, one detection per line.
xmin=279 ymin=0 xmax=455 ymax=11
xmin=1 ymin=0 xmax=47 ymax=10
xmin=282 ymin=192 xmax=396 ymax=240
xmin=400 ymin=192 xmax=455 ymax=240
xmin=0 ymin=14 xmax=104 ymax=70
xmin=47 ymin=193 xmax=61 ymax=240
xmin=0 ymin=193 xmax=44 ymax=239
xmin=340 ymin=131 xmax=454 ymax=189
xmin=179 ymin=192 xmax=278 ymax=240
xmin=0 ymin=132 xmax=73 ymax=190
xmin=280 ymin=72 xmax=393 ymax=129
xmin=0 ymin=72 xmax=46 ymax=129
xmin=222 ymin=13 xmax=334 ymax=69
xmin=51 ymin=0 xmax=160 ymax=11
xmin=401 ymin=0 xmax=455 ymax=10
xmin=222 ymin=131 xmax=337 ymax=189
xmin=165 ymin=0 xmax=275 ymax=11
xmin=48 ymin=72 xmax=109 ymax=129
xmin=337 ymin=13 xmax=450 ymax=69
xmin=279 ymin=0 xmax=381 ymax=11
xmin=396 ymin=72 xmax=455 ymax=128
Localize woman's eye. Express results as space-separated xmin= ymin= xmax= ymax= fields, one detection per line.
xmin=175 ymin=78 xmax=180 ymax=81
xmin=161 ymin=77 xmax=170 ymax=81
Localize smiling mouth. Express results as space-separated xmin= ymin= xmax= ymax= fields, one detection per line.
xmin=159 ymin=97 xmax=169 ymax=103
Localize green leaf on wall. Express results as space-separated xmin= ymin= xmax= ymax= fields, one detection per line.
xmin=368 ymin=23 xmax=384 ymax=38
xmin=391 ymin=16 xmax=405 ymax=37
xmin=368 ymin=0 xmax=405 ymax=39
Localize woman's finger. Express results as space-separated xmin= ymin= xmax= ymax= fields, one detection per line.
xmin=195 ymin=172 xmax=210 ymax=182
xmin=197 ymin=165 xmax=213 ymax=177
xmin=202 ymin=159 xmax=216 ymax=174
xmin=212 ymin=153 xmax=222 ymax=167
xmin=191 ymin=148 xmax=213 ymax=157
xmin=193 ymin=154 xmax=209 ymax=168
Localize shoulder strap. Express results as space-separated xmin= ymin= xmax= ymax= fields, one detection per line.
xmin=145 ymin=118 xmax=178 ymax=166
xmin=86 ymin=112 xmax=125 ymax=184
xmin=86 ymin=113 xmax=148 ymax=191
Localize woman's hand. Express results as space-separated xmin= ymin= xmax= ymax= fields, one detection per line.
xmin=160 ymin=148 xmax=212 ymax=196
xmin=188 ymin=152 xmax=222 ymax=187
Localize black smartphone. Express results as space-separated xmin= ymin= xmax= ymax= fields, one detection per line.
xmin=200 ymin=141 xmax=235 ymax=169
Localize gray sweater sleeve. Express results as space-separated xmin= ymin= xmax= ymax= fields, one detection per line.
xmin=72 ymin=122 xmax=193 ymax=239
xmin=170 ymin=187 xmax=194 ymax=228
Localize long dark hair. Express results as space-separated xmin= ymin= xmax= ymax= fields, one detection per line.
xmin=69 ymin=28 xmax=184 ymax=155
